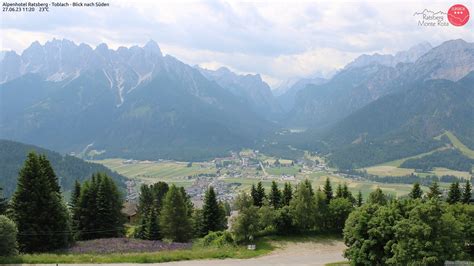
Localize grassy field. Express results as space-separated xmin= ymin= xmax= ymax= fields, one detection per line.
xmin=94 ymin=159 xmax=217 ymax=187
xmin=266 ymin=166 xmax=300 ymax=176
xmin=363 ymin=131 xmax=474 ymax=178
xmin=222 ymin=173 xmax=416 ymax=198
xmin=0 ymin=239 xmax=274 ymax=264
xmin=441 ymin=131 xmax=474 ymax=159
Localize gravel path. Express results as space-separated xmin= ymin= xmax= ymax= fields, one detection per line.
xmin=156 ymin=239 xmax=347 ymax=265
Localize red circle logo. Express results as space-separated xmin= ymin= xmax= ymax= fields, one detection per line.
xmin=447 ymin=4 xmax=470 ymax=26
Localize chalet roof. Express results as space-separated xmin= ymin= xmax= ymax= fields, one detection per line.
xmin=122 ymin=201 xmax=138 ymax=216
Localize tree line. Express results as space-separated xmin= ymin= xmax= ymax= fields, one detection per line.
xmin=1 ymin=151 xmax=472 ymax=265
xmin=0 ymin=152 xmax=127 ymax=254
xmin=344 ymin=181 xmax=474 ymax=265
xmin=133 ymin=181 xmax=228 ymax=242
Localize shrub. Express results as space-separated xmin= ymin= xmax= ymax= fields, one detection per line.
xmin=0 ymin=215 xmax=18 ymax=256
xmin=202 ymin=231 xmax=235 ymax=247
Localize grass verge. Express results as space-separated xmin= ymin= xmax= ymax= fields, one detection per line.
xmin=0 ymin=239 xmax=274 ymax=264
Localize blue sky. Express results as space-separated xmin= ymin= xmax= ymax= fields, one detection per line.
xmin=1 ymin=0 xmax=473 ymax=87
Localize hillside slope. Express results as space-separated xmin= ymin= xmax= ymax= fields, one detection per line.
xmin=0 ymin=140 xmax=127 ymax=197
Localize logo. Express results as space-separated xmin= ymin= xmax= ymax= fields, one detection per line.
xmin=414 ymin=9 xmax=449 ymax=27
xmin=414 ymin=4 xmax=470 ymax=27
xmin=447 ymin=4 xmax=470 ymax=26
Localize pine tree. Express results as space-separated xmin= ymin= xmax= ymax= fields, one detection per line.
xmin=427 ymin=181 xmax=442 ymax=200
xmin=38 ymin=154 xmax=60 ymax=193
xmin=409 ymin=183 xmax=423 ymax=199
xmin=0 ymin=186 xmax=7 ymax=215
xmin=252 ymin=182 xmax=265 ymax=207
xmin=70 ymin=180 xmax=81 ymax=210
xmin=146 ymin=208 xmax=160 ymax=240
xmin=336 ymin=184 xmax=343 ymax=198
xmin=10 ymin=152 xmax=72 ymax=252
xmin=152 ymin=182 xmax=169 ymax=211
xmin=160 ymin=185 xmax=192 ymax=242
xmin=447 ymin=182 xmax=462 ymax=204
xmin=303 ymin=179 xmax=314 ymax=196
xmin=282 ymin=182 xmax=293 ymax=206
xmin=323 ymin=178 xmax=333 ymax=204
xmin=269 ymin=181 xmax=282 ymax=208
xmin=462 ymin=180 xmax=472 ymax=204
xmin=202 ymin=186 xmax=223 ymax=235
xmin=76 ymin=173 xmax=125 ymax=240
xmin=138 ymin=184 xmax=153 ymax=217
xmin=356 ymin=191 xmax=363 ymax=207
xmin=250 ymin=184 xmax=257 ymax=206
xmin=180 ymin=186 xmax=194 ymax=218
xmin=70 ymin=180 xmax=81 ymax=235
xmin=134 ymin=212 xmax=148 ymax=240
xmin=342 ymin=183 xmax=356 ymax=204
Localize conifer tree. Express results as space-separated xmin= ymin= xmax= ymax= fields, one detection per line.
xmin=409 ymin=183 xmax=423 ymax=199
xmin=250 ymin=184 xmax=257 ymax=205
xmin=70 ymin=180 xmax=81 ymax=235
xmin=252 ymin=182 xmax=265 ymax=207
xmin=138 ymin=184 xmax=153 ymax=217
xmin=70 ymin=180 xmax=81 ymax=210
xmin=282 ymin=182 xmax=293 ymax=206
xmin=202 ymin=186 xmax=223 ymax=235
xmin=0 ymin=186 xmax=7 ymax=215
xmin=323 ymin=178 xmax=333 ymax=204
xmin=38 ymin=154 xmax=60 ymax=193
xmin=462 ymin=180 xmax=471 ymax=204
xmin=303 ymin=179 xmax=314 ymax=196
xmin=269 ymin=181 xmax=282 ymax=208
xmin=356 ymin=191 xmax=363 ymax=207
xmin=427 ymin=181 xmax=442 ymax=200
xmin=336 ymin=184 xmax=343 ymax=198
xmin=76 ymin=173 xmax=125 ymax=239
xmin=10 ymin=152 xmax=72 ymax=252
xmin=134 ymin=212 xmax=148 ymax=240
xmin=180 ymin=186 xmax=194 ymax=218
xmin=447 ymin=182 xmax=462 ymax=204
xmin=146 ymin=208 xmax=160 ymax=240
xmin=160 ymin=185 xmax=192 ymax=242
xmin=152 ymin=182 xmax=169 ymax=211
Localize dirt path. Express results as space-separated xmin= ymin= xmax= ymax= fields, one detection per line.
xmin=159 ymin=239 xmax=346 ymax=266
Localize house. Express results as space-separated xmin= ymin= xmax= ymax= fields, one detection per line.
xmin=122 ymin=201 xmax=138 ymax=224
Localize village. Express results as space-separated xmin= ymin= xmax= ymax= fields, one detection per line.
xmin=121 ymin=149 xmax=330 ymax=206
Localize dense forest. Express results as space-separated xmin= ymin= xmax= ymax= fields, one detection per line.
xmin=0 ymin=140 xmax=126 ymax=197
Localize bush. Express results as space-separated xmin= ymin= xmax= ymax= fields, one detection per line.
xmin=0 ymin=215 xmax=18 ymax=256
xmin=202 ymin=231 xmax=235 ymax=247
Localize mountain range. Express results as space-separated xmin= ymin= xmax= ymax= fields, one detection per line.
xmin=0 ymin=39 xmax=273 ymax=161
xmin=1 ymin=38 xmax=473 ymax=169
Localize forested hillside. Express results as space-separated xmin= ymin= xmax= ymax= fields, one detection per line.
xmin=0 ymin=140 xmax=126 ymax=197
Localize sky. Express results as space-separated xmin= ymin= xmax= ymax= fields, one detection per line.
xmin=1 ymin=0 xmax=473 ymax=88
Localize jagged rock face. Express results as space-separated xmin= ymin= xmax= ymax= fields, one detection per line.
xmin=197 ymin=66 xmax=282 ymax=117
xmin=345 ymin=42 xmax=433 ymax=69
xmin=287 ymin=40 xmax=474 ymax=128
xmin=1 ymin=39 xmax=165 ymax=106
xmin=0 ymin=39 xmax=273 ymax=160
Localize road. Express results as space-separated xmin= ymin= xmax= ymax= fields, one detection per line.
xmin=25 ymin=239 xmax=346 ymax=266
xmin=152 ymin=239 xmax=345 ymax=266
